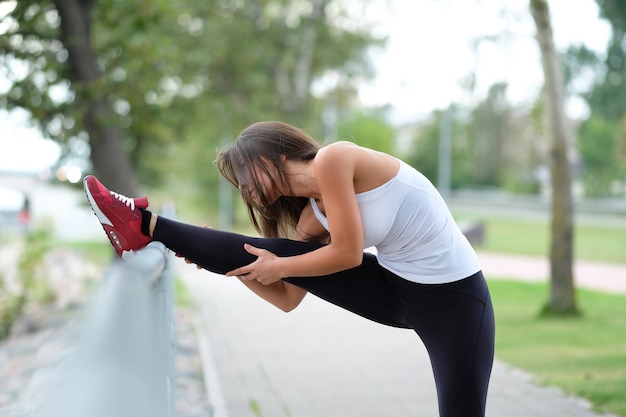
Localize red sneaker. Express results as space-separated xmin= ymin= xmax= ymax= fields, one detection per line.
xmin=83 ymin=175 xmax=151 ymax=258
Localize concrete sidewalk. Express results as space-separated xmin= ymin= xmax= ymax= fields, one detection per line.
xmin=179 ymin=254 xmax=624 ymax=417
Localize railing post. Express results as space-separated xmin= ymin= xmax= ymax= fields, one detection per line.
xmin=152 ymin=243 xmax=176 ymax=417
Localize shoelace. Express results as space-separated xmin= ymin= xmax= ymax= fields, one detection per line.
xmin=110 ymin=191 xmax=135 ymax=210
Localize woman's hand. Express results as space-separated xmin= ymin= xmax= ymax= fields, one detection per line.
xmin=174 ymin=252 xmax=203 ymax=269
xmin=226 ymin=243 xmax=284 ymax=285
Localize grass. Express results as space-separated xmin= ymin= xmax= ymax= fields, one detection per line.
xmin=458 ymin=216 xmax=626 ymax=264
xmin=174 ymin=275 xmax=193 ymax=307
xmin=575 ymin=223 xmax=626 ymax=264
xmin=490 ymin=279 xmax=626 ymax=416
xmin=61 ymin=240 xmax=116 ymax=265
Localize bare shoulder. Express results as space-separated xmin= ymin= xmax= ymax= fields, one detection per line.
xmin=313 ymin=142 xmax=359 ymax=192
xmin=317 ymin=141 xmax=396 ymax=167
xmin=317 ymin=141 xmax=359 ymax=157
xmin=315 ymin=141 xmax=360 ymax=166
xmin=317 ymin=142 xmax=399 ymax=193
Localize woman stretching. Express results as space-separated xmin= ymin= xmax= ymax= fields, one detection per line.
xmin=84 ymin=120 xmax=495 ymax=417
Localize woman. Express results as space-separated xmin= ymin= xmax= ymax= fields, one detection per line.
xmin=84 ymin=121 xmax=495 ymax=417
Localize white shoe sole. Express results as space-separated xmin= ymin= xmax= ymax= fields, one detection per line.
xmin=84 ymin=178 xmax=114 ymax=227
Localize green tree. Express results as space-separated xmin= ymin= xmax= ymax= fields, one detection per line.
xmin=465 ymin=83 xmax=544 ymax=194
xmin=406 ymin=112 xmax=440 ymax=184
xmin=406 ymin=89 xmax=539 ymax=193
xmin=578 ymin=117 xmax=622 ymax=196
xmin=0 ymin=0 xmax=198 ymax=194
xmin=564 ymin=0 xmax=626 ymax=196
xmin=0 ymin=0 xmax=382 ymax=196
xmin=406 ymin=107 xmax=474 ymax=189
xmin=337 ymin=111 xmax=396 ymax=154
xmin=168 ymin=0 xmax=384 ymax=216
xmin=466 ymin=83 xmax=512 ymax=187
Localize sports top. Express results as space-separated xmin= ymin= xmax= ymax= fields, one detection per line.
xmin=309 ymin=160 xmax=482 ymax=284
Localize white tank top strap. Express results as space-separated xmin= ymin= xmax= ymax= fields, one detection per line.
xmin=309 ymin=198 xmax=329 ymax=230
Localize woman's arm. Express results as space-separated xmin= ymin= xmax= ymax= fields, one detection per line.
xmin=236 ymin=277 xmax=305 ymax=312
xmin=235 ymin=202 xmax=327 ymax=311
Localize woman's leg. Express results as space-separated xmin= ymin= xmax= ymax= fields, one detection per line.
xmin=153 ymin=216 xmax=323 ymax=274
xmin=386 ymin=271 xmax=495 ymax=417
xmin=153 ymin=216 xmax=409 ymax=328
xmin=83 ymin=176 xmax=408 ymax=328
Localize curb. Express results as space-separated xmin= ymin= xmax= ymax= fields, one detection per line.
xmin=193 ymin=313 xmax=229 ymax=417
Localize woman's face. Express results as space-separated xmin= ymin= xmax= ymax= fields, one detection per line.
xmin=239 ymin=159 xmax=283 ymax=206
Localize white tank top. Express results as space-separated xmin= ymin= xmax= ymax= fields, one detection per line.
xmin=310 ymin=160 xmax=481 ymax=284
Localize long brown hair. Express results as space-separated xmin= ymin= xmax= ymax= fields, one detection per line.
xmin=216 ymin=121 xmax=321 ymax=238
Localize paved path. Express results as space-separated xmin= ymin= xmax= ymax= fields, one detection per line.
xmin=179 ymin=253 xmax=625 ymax=417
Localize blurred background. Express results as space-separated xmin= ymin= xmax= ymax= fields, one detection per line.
xmin=0 ymin=0 xmax=625 ymax=416
xmin=1 ymin=0 xmax=624 ymax=230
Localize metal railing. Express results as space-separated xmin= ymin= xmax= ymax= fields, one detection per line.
xmin=41 ymin=242 xmax=175 ymax=417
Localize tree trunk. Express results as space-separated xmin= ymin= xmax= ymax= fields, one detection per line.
xmin=530 ymin=0 xmax=578 ymax=314
xmin=53 ymin=0 xmax=140 ymax=197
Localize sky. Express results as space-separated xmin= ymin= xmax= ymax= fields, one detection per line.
xmin=0 ymin=0 xmax=612 ymax=174
xmin=358 ymin=0 xmax=611 ymax=122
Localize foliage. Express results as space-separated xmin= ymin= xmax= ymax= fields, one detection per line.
xmin=0 ymin=0 xmax=383 ymax=194
xmin=61 ymin=239 xmax=114 ymax=265
xmin=0 ymin=2 xmax=69 ymax=138
xmin=174 ymin=276 xmax=193 ymax=307
xmin=336 ymin=110 xmax=396 ymax=154
xmin=0 ymin=227 xmax=54 ymax=340
xmin=406 ymin=88 xmax=544 ymax=192
xmin=578 ymin=116 xmax=624 ymax=196
xmin=17 ymin=227 xmax=54 ymax=304
xmin=562 ymin=0 xmax=626 ymax=196
xmin=0 ymin=277 xmax=22 ymax=340
xmin=405 ymin=111 xmax=441 ymax=184
xmin=466 ymin=83 xmax=512 ymax=187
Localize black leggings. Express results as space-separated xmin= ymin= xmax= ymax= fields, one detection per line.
xmin=154 ymin=216 xmax=495 ymax=417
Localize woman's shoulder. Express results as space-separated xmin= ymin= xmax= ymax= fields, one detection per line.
xmin=320 ymin=140 xmax=359 ymax=152
xmin=316 ymin=141 xmax=362 ymax=161
xmin=314 ymin=142 xmax=363 ymax=174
